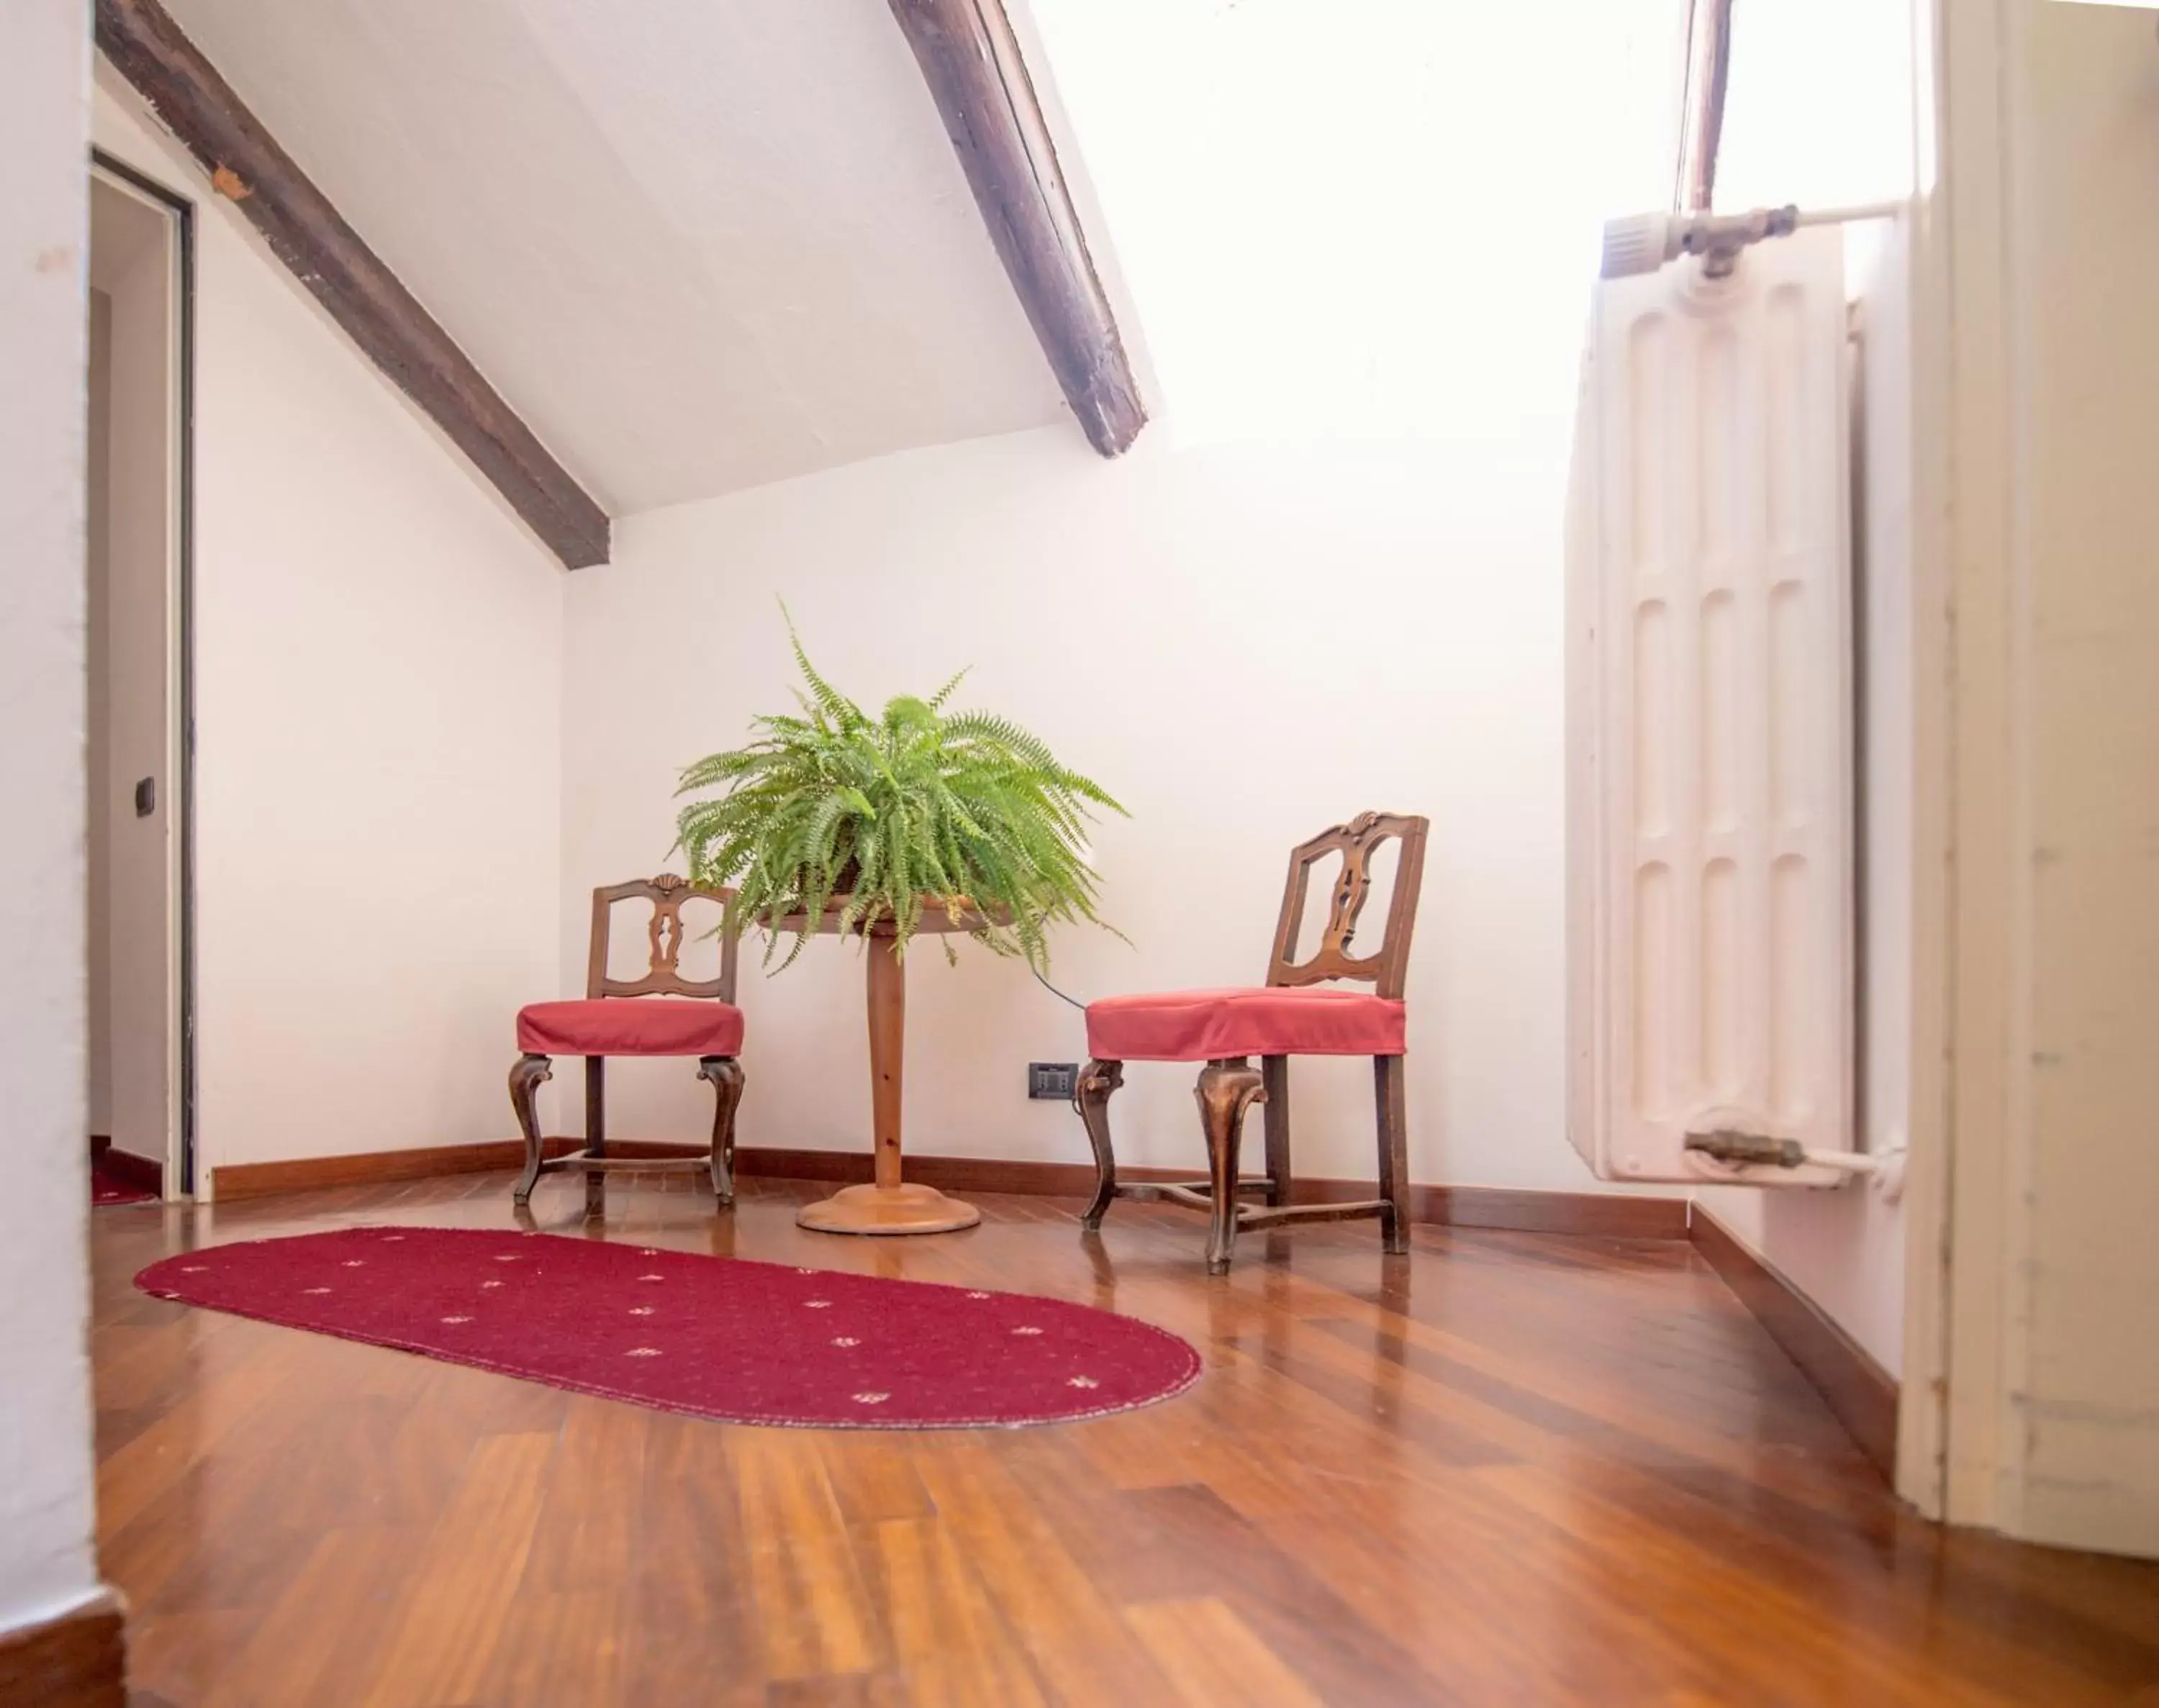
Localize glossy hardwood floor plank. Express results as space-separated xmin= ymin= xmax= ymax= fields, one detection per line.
xmin=874 ymin=1516 xmax=1050 ymax=1708
xmin=820 ymin=1432 xmax=938 ymax=1530
xmin=204 ymin=1526 xmax=418 ymax=1708
xmin=1090 ymin=1480 xmax=1462 ymax=1708
xmin=620 ymin=1414 xmax=766 ymax=1708
xmin=1249 ymin=1471 xmax=1712 ymax=1707
xmin=1477 ymin=1461 xmax=2071 ymax=1708
xmin=522 ymin=1396 xmax=649 ymax=1593
xmin=86 ymin=1173 xmax=2159 ymax=1708
xmin=1124 ymin=1596 xmax=1328 ymax=1708
xmin=355 ymin=1430 xmax=555 ymax=1708
xmin=96 ymin=1333 xmax=289 ymax=1540
xmin=473 ymin=1587 xmax=634 ymax=1708
xmin=735 ymin=1430 xmax=887 ymax=1682
xmin=906 ymin=1433 xmax=1185 ymax=1704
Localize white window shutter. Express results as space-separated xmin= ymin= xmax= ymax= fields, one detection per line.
xmin=1568 ymin=227 xmax=1855 ymax=1186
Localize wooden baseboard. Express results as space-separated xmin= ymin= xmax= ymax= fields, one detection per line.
xmin=730 ymin=1146 xmax=1689 ymax=1239
xmin=0 ymin=1589 xmax=126 ymax=1708
xmin=212 ymin=1137 xmax=707 ymax=1201
xmin=214 ymin=1137 xmax=1689 ymax=1239
xmin=216 ymin=1140 xmax=533 ymax=1200
xmin=1689 ymin=1206 xmax=1898 ymax=1477
xmin=1409 ymin=1183 xmax=1688 ymax=1239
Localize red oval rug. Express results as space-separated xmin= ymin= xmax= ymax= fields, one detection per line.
xmin=136 ymin=1227 xmax=1200 ymax=1429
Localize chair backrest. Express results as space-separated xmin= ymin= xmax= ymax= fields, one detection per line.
xmin=587 ymin=875 xmax=739 ymax=1002
xmin=1264 ymin=812 xmax=1429 ymax=1001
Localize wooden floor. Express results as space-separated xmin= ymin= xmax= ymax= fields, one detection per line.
xmin=91 ymin=1173 xmax=2159 ymax=1708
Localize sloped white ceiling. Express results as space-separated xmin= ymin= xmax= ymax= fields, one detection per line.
xmin=156 ymin=0 xmax=1067 ymax=514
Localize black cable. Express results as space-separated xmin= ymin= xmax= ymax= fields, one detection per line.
xmin=1031 ymin=963 xmax=1087 ymax=1011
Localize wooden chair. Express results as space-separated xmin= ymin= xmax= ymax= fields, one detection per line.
xmin=509 ymin=875 xmax=746 ymax=1214
xmin=1075 ymin=812 xmax=1429 ymax=1272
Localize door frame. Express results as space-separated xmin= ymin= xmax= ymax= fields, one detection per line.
xmin=89 ymin=146 xmax=196 ymax=1199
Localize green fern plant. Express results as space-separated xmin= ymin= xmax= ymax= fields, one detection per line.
xmin=674 ymin=620 xmax=1124 ymax=971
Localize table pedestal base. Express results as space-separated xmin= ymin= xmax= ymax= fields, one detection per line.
xmin=795 ymin=1181 xmax=982 ymax=1237
xmin=795 ymin=928 xmax=984 ymax=1237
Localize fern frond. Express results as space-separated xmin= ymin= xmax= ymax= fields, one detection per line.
xmin=676 ymin=617 xmax=1127 ymax=975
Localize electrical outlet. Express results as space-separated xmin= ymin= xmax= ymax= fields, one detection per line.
xmin=1028 ymin=1062 xmax=1078 ymax=1101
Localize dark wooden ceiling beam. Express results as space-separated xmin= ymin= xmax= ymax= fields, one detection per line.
xmin=94 ymin=0 xmax=611 ymax=568
xmin=888 ymin=0 xmax=1146 ymax=458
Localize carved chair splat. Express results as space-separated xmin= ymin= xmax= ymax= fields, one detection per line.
xmin=1076 ymin=812 xmax=1429 ymax=1272
xmin=510 ymin=875 xmax=747 ymax=1214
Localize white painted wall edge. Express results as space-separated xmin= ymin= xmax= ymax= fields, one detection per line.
xmin=1910 ymin=0 xmax=2025 ymax=1535
xmin=1895 ymin=0 xmax=1961 ymax=1522
xmin=0 ymin=0 xmax=101 ymax=1633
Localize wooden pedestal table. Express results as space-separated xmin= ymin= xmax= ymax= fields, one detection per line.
xmin=795 ymin=907 xmax=985 ymax=1237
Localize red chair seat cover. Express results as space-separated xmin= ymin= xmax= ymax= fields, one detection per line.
xmin=516 ymin=998 xmax=744 ymax=1058
xmin=1084 ymin=986 xmax=1406 ymax=1062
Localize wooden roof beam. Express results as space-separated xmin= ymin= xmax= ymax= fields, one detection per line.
xmin=95 ymin=0 xmax=611 ymax=568
xmin=888 ymin=0 xmax=1146 ymax=458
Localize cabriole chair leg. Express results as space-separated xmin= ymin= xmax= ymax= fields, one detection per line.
xmin=1076 ymin=1059 xmax=1125 ymax=1231
xmin=1195 ymin=1058 xmax=1266 ymax=1273
xmin=698 ymin=1055 xmax=746 ymax=1206
xmin=509 ymin=1053 xmax=553 ymax=1204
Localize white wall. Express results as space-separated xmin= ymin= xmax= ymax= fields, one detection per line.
xmin=95 ymin=77 xmax=568 ymax=1173
xmin=1927 ymin=0 xmax=2159 ymax=1559
xmin=0 ymin=0 xmax=101 ymax=1637
xmin=566 ymin=423 xmax=1622 ymax=1193
xmin=2008 ymin=0 xmax=2159 ymax=1555
xmin=558 ymin=0 xmax=1683 ymax=1196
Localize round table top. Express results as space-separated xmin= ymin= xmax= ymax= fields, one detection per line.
xmin=762 ymin=895 xmax=996 ymax=938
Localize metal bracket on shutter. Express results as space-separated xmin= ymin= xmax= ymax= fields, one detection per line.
xmin=1683 ymin=1127 xmax=1807 ymax=1169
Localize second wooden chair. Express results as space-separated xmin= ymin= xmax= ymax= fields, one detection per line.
xmin=1074 ymin=812 xmax=1429 ymax=1272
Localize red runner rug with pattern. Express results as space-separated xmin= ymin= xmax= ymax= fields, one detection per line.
xmin=136 ymin=1226 xmax=1200 ymax=1429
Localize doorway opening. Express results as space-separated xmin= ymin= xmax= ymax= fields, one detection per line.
xmin=86 ymin=150 xmax=194 ymax=1200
